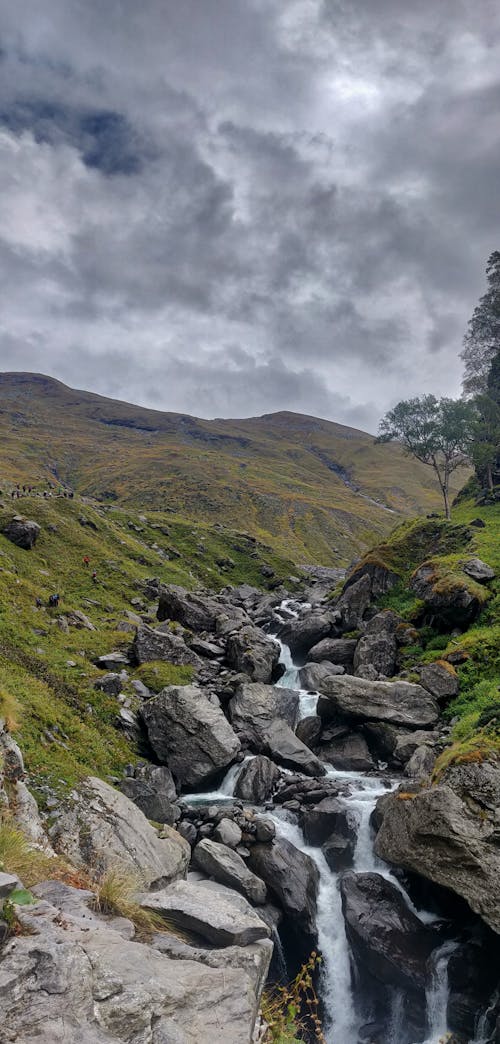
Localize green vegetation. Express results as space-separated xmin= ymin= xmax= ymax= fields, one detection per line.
xmin=262 ymin=954 xmax=325 ymax=1044
xmin=0 ymin=817 xmax=55 ymax=886
xmin=133 ymin=661 xmax=194 ymax=692
xmin=92 ymin=863 xmax=184 ymax=939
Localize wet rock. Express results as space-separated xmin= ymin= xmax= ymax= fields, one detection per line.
xmin=3 ymin=515 xmax=40 ymax=550
xmin=225 ymin=626 xmax=281 ymax=683
xmin=317 ymin=674 xmax=439 ymax=729
xmin=418 ymin=661 xmax=459 ymax=701
xmin=447 ymin=940 xmax=500 ymax=1041
xmin=277 ymin=613 xmax=335 ymax=657
xmin=302 ymin=796 xmax=357 ymax=846
xmin=120 ymin=764 xmax=178 ymax=825
xmin=234 ymin=755 xmax=281 ymax=804
xmin=141 ymin=685 xmax=241 ymax=788
xmin=353 ymin=632 xmax=397 ymax=678
xmin=194 ymin=839 xmax=267 ymax=905
xmin=214 ymin=818 xmax=242 ymax=848
xmin=295 ymin=715 xmax=322 ymax=749
xmin=263 ymin=720 xmax=326 ymax=777
xmin=322 ymin=834 xmax=355 ymax=871
xmin=142 ymin=878 xmax=269 ymax=946
xmin=132 ymin=623 xmax=202 ymax=668
xmin=298 ymin=661 xmax=344 ymax=690
xmin=254 ymin=818 xmax=276 ymax=843
xmin=229 ymin=682 xmax=299 ymax=746
xmin=308 ymin=638 xmax=357 ymax=667
xmin=248 ymin=839 xmax=319 ymax=939
xmin=320 ymin=731 xmax=374 ymax=772
xmin=374 ymin=758 xmax=500 ymax=933
xmin=340 ymin=871 xmax=440 ymax=993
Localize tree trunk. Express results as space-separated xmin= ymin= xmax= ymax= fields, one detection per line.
xmin=443 ymin=483 xmax=450 ymax=520
xmin=487 ymin=461 xmax=494 ymax=492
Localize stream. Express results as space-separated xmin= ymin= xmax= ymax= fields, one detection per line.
xmin=184 ymin=599 xmax=482 ymax=1044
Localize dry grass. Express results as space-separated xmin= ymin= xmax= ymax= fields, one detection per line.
xmin=92 ymin=863 xmax=189 ymax=941
xmin=262 ymin=953 xmax=326 ymax=1044
xmin=0 ymin=816 xmax=54 ymax=887
xmin=0 ymin=686 xmax=20 ymax=731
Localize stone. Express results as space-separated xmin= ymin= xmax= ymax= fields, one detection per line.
xmin=96 ymin=651 xmax=129 ymax=670
xmin=342 ymin=561 xmax=400 ymax=599
xmin=418 ymin=661 xmax=459 ymax=701
xmin=254 ymin=818 xmax=276 ymax=843
xmin=130 ymin=678 xmax=151 ymax=699
xmin=225 ymin=626 xmax=281 ymax=683
xmin=65 ymin=609 xmax=95 ymax=630
xmin=353 ymin=632 xmax=397 ymax=678
xmin=248 ymin=839 xmax=319 ymax=939
xmin=340 ymin=871 xmax=440 ymax=993
xmin=404 ymin=745 xmax=436 ymax=779
xmin=317 ymin=674 xmax=440 ymax=729
xmin=194 ymin=839 xmax=267 ymax=905
xmin=374 ymin=758 xmax=500 ymax=934
xmin=295 ymin=715 xmax=322 ymax=749
xmin=410 ymin=562 xmax=485 ymax=628
xmin=141 ymin=685 xmax=241 ymax=788
xmin=322 ymin=834 xmax=355 ymax=871
xmin=335 ymin=573 xmax=372 ymax=630
xmin=302 ymin=797 xmax=357 ymax=847
xmin=120 ymin=764 xmax=178 ymax=825
xmin=142 ymin=878 xmax=270 ymax=946
xmin=392 ymin=730 xmax=438 ymax=766
xmin=0 ymin=871 xmax=19 ymax=899
xmin=50 ymin=776 xmax=188 ymax=888
xmin=298 ymin=662 xmax=345 ymax=690
xmin=355 ymin=664 xmax=381 ymax=680
xmin=234 ymin=755 xmax=281 ymax=804
xmin=277 ymin=613 xmax=335 ymax=656
xmin=190 ymin=637 xmax=224 ymax=659
xmin=364 ymin=610 xmax=403 ymax=634
xmin=229 ymin=682 xmax=299 ymax=746
xmin=157 ymin=584 xmax=221 ymax=632
xmin=2 ymin=515 xmax=40 ymax=550
xmin=213 ymin=818 xmax=242 ymax=848
xmin=308 ymin=638 xmax=357 ymax=667
xmin=93 ymin=673 xmax=122 ymax=696
xmin=132 ymin=624 xmax=202 ymax=668
xmin=262 ymin=720 xmax=326 ymax=777
xmin=461 ymin=557 xmax=495 ymax=582
xmin=320 ymin=731 xmax=374 ymax=772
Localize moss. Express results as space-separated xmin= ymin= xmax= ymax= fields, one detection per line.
xmin=133 ymin=661 xmax=194 ymax=692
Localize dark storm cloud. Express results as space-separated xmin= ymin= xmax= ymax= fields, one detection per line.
xmin=0 ymin=0 xmax=499 ymax=430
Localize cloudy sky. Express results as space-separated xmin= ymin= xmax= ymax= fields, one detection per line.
xmin=0 ymin=0 xmax=499 ymax=431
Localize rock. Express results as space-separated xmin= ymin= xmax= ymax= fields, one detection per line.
xmin=130 ymin=678 xmax=151 ymax=699
xmin=215 ymin=606 xmax=253 ymax=636
xmin=410 ymin=562 xmax=485 ymax=628
xmin=295 ymin=715 xmax=322 ymax=749
xmin=142 ymin=878 xmax=270 ymax=946
xmin=93 ymin=672 xmax=122 ymax=696
xmin=0 ymin=871 xmax=19 ymax=899
xmin=317 ymin=674 xmax=440 ymax=729
xmin=2 ymin=515 xmax=40 ymax=549
xmin=248 ymin=839 xmax=319 ymax=939
xmin=278 ymin=613 xmax=334 ymax=656
xmin=302 ymin=797 xmax=357 ymax=846
xmin=3 ymin=883 xmax=268 ymax=1043
xmin=353 ymin=632 xmax=397 ymax=678
xmin=0 ymin=730 xmax=25 ymax=781
xmin=65 ymin=609 xmax=95 ymax=630
xmin=374 ymin=758 xmax=500 ymax=934
xmin=234 ymin=755 xmax=281 ymax=803
xmin=404 ymin=745 xmax=436 ymax=779
xmin=340 ymin=871 xmax=439 ymax=993
xmin=342 ymin=561 xmax=400 ymax=599
xmin=194 ymin=840 xmax=267 ymax=905
xmin=263 ymin=720 xmax=326 ymax=777
xmin=50 ymin=776 xmax=188 ymax=888
xmin=308 ymin=638 xmax=357 ymax=667
xmin=213 ymin=818 xmax=242 ymax=848
xmin=157 ymin=584 xmax=219 ymax=632
xmin=190 ymin=637 xmax=224 ymax=659
xmin=141 ymin=685 xmax=241 ymax=788
xmin=132 ymin=624 xmax=202 ymax=668
xmin=322 ymin=834 xmax=355 ymax=871
xmin=461 ymin=557 xmax=495 ymax=582
xmin=299 ymin=662 xmax=345 ymax=690
xmin=96 ymin=651 xmax=129 ymax=670
xmin=335 ymin=573 xmax=372 ymax=630
xmin=418 ymin=661 xmax=459 ymax=701
xmin=254 ymin=818 xmax=276 ymax=843
xmin=225 ymin=626 xmax=281 ymax=683
xmin=364 ymin=610 xmax=403 ymax=634
xmin=391 ymin=730 xmax=438 ymax=766
xmin=320 ymin=731 xmax=374 ymax=772
xmin=120 ymin=764 xmax=178 ymax=825
xmin=447 ymin=941 xmax=500 ymax=1041
xmin=229 ymin=682 xmax=299 ymax=746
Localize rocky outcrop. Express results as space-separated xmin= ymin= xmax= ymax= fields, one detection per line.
xmin=132 ymin=624 xmax=202 ymax=668
xmin=335 ymin=573 xmax=372 ymax=630
xmin=302 ymin=796 xmax=357 ymax=847
xmin=193 ymin=839 xmax=267 ymax=905
xmin=277 ymin=612 xmax=335 ymax=656
xmin=50 ymin=776 xmax=189 ymax=888
xmin=120 ymin=763 xmax=179 ymax=825
xmin=157 ymin=584 xmax=220 ymax=631
xmin=342 ymin=560 xmax=400 ymax=598
xmin=461 ymin=557 xmax=495 ymax=582
xmin=418 ymin=661 xmax=459 ymax=701
xmin=141 ymin=685 xmax=241 ymax=788
xmin=353 ymin=632 xmax=397 ymax=677
xmin=248 ymin=838 xmax=319 ymax=939
xmin=262 ymin=719 xmax=326 ymax=777
xmin=317 ymin=674 xmax=439 ymax=729
xmin=228 ymin=682 xmax=299 ymax=745
xmin=142 ymin=878 xmax=269 ymax=946
xmin=410 ymin=562 xmax=486 ymax=628
xmin=308 ymin=637 xmax=357 ymax=667
xmin=225 ymin=625 xmax=281 ymax=683
xmin=374 ymin=758 xmax=500 ymax=934
xmin=2 ymin=515 xmax=40 ymax=549
xmin=234 ymin=755 xmax=281 ymax=803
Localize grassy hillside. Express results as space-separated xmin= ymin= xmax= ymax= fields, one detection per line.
xmin=0 ymin=494 xmax=296 ymax=800
xmin=0 ymin=372 xmax=467 ymax=565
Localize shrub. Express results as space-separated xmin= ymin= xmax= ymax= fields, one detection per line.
xmin=262 ymin=953 xmax=325 ymax=1043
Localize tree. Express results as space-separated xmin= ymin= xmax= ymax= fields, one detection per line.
xmin=377 ymin=395 xmax=474 ymax=519
xmin=461 ymin=251 xmax=500 ymax=396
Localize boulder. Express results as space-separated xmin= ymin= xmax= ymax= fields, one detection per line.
xmin=229 ymin=682 xmax=299 ymax=746
xmin=364 ymin=610 xmax=403 ymax=635
xmin=392 ymin=730 xmax=438 ymax=766
xmin=410 ymin=562 xmax=485 ymax=628
xmin=308 ymin=638 xmax=357 ymax=667
xmin=340 ymin=871 xmax=439 ymax=993
xmin=50 ymin=776 xmax=188 ymax=888
xmin=299 ymin=661 xmax=344 ymax=690
xmin=248 ymin=839 xmax=319 ymax=938
xmin=335 ymin=573 xmax=372 ymax=630
xmin=132 ymin=624 xmax=202 ymax=668
xmin=418 ymin=661 xmax=459 ymax=701
xmin=302 ymin=797 xmax=357 ymax=847
xmin=342 ymin=561 xmax=400 ymax=598
xmin=353 ymin=633 xmax=397 ymax=678
xmin=142 ymin=878 xmax=269 ymax=947
xmin=96 ymin=651 xmax=129 ymax=670
xmin=141 ymin=685 xmax=241 ymax=788
xmin=65 ymin=609 xmax=95 ymax=630
xmin=2 ymin=515 xmax=40 ymax=550
xmin=404 ymin=745 xmax=436 ymax=779
xmin=295 ymin=715 xmax=322 ymax=750
xmin=194 ymin=839 xmax=267 ymax=905
xmin=374 ymin=759 xmax=500 ymax=934
xmin=93 ymin=673 xmax=122 ymax=696
xmin=277 ymin=613 xmax=335 ymax=656
xmin=317 ymin=675 xmax=439 ymax=729
xmin=254 ymin=818 xmax=276 ymax=843
xmin=234 ymin=755 xmax=281 ymax=804
xmin=461 ymin=557 xmax=495 ymax=582
xmin=120 ymin=764 xmax=178 ymax=825
xmin=322 ymin=834 xmax=355 ymax=871
xmin=320 ymin=731 xmax=374 ymax=772
xmin=157 ymin=584 xmax=219 ymax=632
xmin=262 ymin=720 xmax=326 ymax=777
xmin=213 ymin=818 xmax=242 ymax=848
xmin=225 ymin=626 xmax=281 ymax=683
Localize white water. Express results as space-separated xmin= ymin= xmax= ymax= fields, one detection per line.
xmin=421 ymin=941 xmax=458 ymax=1044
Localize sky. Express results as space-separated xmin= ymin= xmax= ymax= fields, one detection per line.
xmin=0 ymin=0 xmax=499 ymax=433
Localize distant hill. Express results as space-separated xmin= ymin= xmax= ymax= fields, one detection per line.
xmin=0 ymin=372 xmax=466 ymax=564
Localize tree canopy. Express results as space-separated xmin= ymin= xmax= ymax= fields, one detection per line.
xmin=461 ymin=251 xmax=500 ymax=397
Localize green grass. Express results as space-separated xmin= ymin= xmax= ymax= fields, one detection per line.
xmin=133 ymin=661 xmax=194 ymax=692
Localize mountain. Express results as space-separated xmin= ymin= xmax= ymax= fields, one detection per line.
xmin=0 ymin=372 xmax=465 ymax=563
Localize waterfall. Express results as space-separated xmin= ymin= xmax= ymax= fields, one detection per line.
xmin=421 ymin=941 xmax=457 ymax=1044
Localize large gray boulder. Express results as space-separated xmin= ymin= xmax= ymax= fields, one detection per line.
xmin=302 ymin=796 xmax=357 ymax=847
xmin=225 ymin=626 xmax=281 ymax=683
xmin=277 ymin=613 xmax=335 ymax=656
xmin=4 ymin=882 xmax=268 ymax=1043
xmin=308 ymin=638 xmax=357 ymax=667
xmin=342 ymin=561 xmax=400 ymax=599
xmin=229 ymin=682 xmax=299 ymax=746
xmin=142 ymin=879 xmax=269 ymax=947
xmin=120 ymin=764 xmax=178 ymax=825
xmin=461 ymin=557 xmax=495 ymax=582
xmin=262 ymin=720 xmax=326 ymax=777
xmin=234 ymin=755 xmax=281 ymax=803
xmin=132 ymin=624 xmax=202 ymax=668
xmin=299 ymin=662 xmax=345 ymax=690
xmin=317 ymin=674 xmax=439 ymax=729
xmin=335 ymin=573 xmax=372 ymax=630
xmin=141 ymin=685 xmax=241 ymax=788
xmin=248 ymin=838 xmax=319 ymax=939
xmin=320 ymin=730 xmax=374 ymax=772
xmin=2 ymin=515 xmax=40 ymax=550
xmin=157 ymin=584 xmax=220 ymax=631
xmin=418 ymin=661 xmax=459 ymax=701
xmin=353 ymin=632 xmax=397 ymax=678
xmin=410 ymin=562 xmax=485 ymax=628
xmin=374 ymin=759 xmax=500 ymax=934
xmin=340 ymin=871 xmax=440 ymax=993
xmin=194 ymin=839 xmax=267 ymax=905
xmin=50 ymin=777 xmax=188 ymax=888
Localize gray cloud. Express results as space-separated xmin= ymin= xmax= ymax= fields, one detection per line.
xmin=0 ymin=0 xmax=499 ymax=432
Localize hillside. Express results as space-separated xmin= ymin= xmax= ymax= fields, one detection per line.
xmin=0 ymin=372 xmax=466 ymax=565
